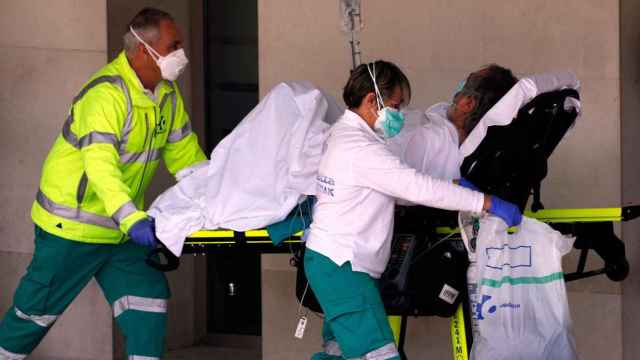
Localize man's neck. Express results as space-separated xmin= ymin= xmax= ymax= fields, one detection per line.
xmin=127 ymin=56 xmax=159 ymax=91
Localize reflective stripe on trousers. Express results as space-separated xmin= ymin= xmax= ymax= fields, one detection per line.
xmin=0 ymin=346 xmax=27 ymax=360
xmin=324 ymin=340 xmax=343 ymax=356
xmin=128 ymin=356 xmax=160 ymax=360
xmin=14 ymin=307 xmax=57 ymax=328
xmin=360 ymin=342 xmax=399 ymax=360
xmin=324 ymin=340 xmax=398 ymax=359
xmin=113 ymin=296 xmax=167 ymax=318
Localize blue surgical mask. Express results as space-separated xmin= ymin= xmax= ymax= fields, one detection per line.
xmin=367 ymin=63 xmax=405 ymax=138
xmin=375 ymin=107 xmax=405 ymax=138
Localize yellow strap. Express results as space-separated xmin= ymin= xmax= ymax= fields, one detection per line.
xmin=450 ymin=304 xmax=469 ymax=360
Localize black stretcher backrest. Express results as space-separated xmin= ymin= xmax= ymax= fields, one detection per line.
xmin=460 ymin=89 xmax=580 ymax=212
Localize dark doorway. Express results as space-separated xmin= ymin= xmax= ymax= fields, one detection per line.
xmin=203 ymin=0 xmax=262 ymax=336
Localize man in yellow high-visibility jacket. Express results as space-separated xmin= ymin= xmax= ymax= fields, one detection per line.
xmin=0 ymin=8 xmax=207 ymax=359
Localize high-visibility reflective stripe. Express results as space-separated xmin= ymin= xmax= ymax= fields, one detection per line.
xmin=37 ymin=190 xmax=118 ymax=230
xmin=63 ymin=115 xmax=119 ymax=150
xmin=120 ymin=148 xmax=162 ymax=164
xmin=78 ymin=131 xmax=119 ymax=148
xmin=113 ymin=296 xmax=167 ymax=318
xmin=0 ymin=346 xmax=27 ymax=360
xmin=158 ymin=92 xmax=172 ymax=112
xmin=167 ymin=122 xmax=192 ymax=143
xmin=360 ymin=342 xmax=399 ymax=360
xmin=15 ymin=307 xmax=57 ymax=328
xmin=112 ymin=201 xmax=138 ymax=224
xmin=128 ymin=356 xmax=160 ymax=360
xmin=323 ymin=340 xmax=342 ymax=356
xmin=62 ymin=76 xmax=132 ymax=152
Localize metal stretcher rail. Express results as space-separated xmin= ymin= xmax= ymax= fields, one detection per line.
xmin=184 ymin=206 xmax=639 ymax=245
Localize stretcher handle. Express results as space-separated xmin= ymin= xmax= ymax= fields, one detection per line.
xmin=145 ymin=245 xmax=180 ymax=272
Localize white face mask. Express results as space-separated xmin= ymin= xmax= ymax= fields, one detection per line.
xmin=130 ymin=26 xmax=189 ymax=81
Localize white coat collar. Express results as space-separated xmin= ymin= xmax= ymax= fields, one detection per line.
xmin=425 ymin=102 xmax=460 ymax=146
xmin=341 ymin=109 xmax=386 ymax=143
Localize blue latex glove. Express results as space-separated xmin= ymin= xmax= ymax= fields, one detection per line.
xmin=488 ymin=196 xmax=523 ymax=227
xmin=128 ymin=218 xmax=158 ymax=248
xmin=458 ymin=177 xmax=480 ymax=191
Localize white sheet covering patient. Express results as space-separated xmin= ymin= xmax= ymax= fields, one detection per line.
xmin=149 ymin=81 xmax=344 ymax=256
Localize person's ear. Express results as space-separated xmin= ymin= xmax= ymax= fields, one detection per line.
xmin=364 ymin=92 xmax=378 ymax=110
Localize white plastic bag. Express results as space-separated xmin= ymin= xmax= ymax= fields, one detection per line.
xmin=460 ymin=214 xmax=579 ymax=360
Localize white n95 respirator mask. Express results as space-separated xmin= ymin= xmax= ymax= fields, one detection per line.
xmin=130 ymin=26 xmax=189 ymax=81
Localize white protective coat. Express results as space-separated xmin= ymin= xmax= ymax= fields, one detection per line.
xmin=149 ymin=82 xmax=343 ymax=256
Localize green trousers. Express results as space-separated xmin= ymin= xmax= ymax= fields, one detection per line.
xmin=304 ymin=249 xmax=400 ymax=360
xmin=0 ymin=226 xmax=169 ymax=359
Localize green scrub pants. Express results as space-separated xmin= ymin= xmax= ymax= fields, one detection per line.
xmin=304 ymin=249 xmax=400 ymax=360
xmin=0 ymin=226 xmax=169 ymax=359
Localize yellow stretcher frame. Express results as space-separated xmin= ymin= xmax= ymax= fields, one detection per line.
xmin=183 ymin=207 xmax=632 ymax=360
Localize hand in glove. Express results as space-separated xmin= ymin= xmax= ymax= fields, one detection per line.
xmin=458 ymin=177 xmax=480 ymax=192
xmin=128 ymin=218 xmax=158 ymax=248
xmin=488 ymin=196 xmax=523 ymax=227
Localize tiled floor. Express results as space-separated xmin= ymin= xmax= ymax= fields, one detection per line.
xmin=165 ymin=346 xmax=261 ymax=360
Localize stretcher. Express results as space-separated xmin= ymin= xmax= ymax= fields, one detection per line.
xmin=145 ymin=86 xmax=635 ymax=359
xmin=145 ymin=205 xmax=637 ymax=360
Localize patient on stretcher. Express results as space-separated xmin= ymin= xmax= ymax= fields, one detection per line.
xmin=148 ymin=69 xmax=580 ymax=256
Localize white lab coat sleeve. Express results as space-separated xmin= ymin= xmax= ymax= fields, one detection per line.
xmin=351 ymin=144 xmax=484 ymax=213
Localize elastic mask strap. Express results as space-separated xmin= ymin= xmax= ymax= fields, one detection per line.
xmin=129 ymin=26 xmax=162 ymax=61
xmin=366 ymin=63 xmax=385 ymax=110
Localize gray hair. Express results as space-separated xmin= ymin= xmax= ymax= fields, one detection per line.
xmin=458 ymin=64 xmax=518 ymax=133
xmin=123 ymin=8 xmax=174 ymax=57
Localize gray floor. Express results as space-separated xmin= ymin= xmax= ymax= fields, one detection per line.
xmin=165 ymin=346 xmax=261 ymax=360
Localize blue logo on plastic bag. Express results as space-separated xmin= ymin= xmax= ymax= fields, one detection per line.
xmin=475 ymin=294 xmax=521 ymax=320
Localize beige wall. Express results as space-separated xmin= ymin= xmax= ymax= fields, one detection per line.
xmin=0 ymin=1 xmax=114 ymax=359
xmin=259 ymin=1 xmax=624 ymax=359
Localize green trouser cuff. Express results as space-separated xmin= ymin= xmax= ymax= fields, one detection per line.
xmin=115 ymin=309 xmax=167 ymax=357
xmin=0 ymin=307 xmax=48 ymax=356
